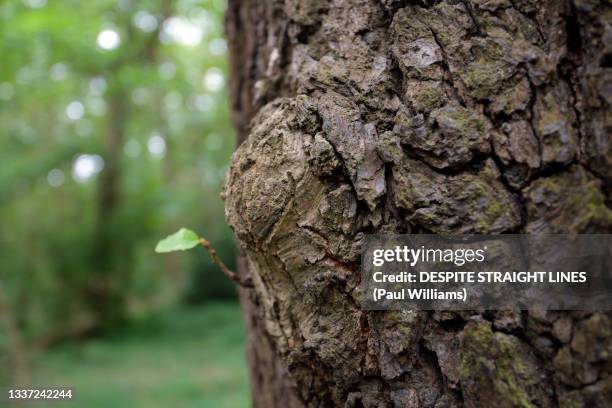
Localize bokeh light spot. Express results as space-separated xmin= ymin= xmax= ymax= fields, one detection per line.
xmin=47 ymin=168 xmax=65 ymax=187
xmin=23 ymin=0 xmax=47 ymax=9
xmin=208 ymin=38 xmax=227 ymax=56
xmin=72 ymin=154 xmax=104 ymax=182
xmin=133 ymin=10 xmax=158 ymax=33
xmin=97 ymin=29 xmax=121 ymax=50
xmin=147 ymin=133 xmax=166 ymax=158
xmin=66 ymin=101 xmax=85 ymax=121
xmin=203 ymin=68 xmax=225 ymax=92
xmin=89 ymin=77 xmax=107 ymax=96
xmin=161 ymin=17 xmax=202 ymax=47
xmin=50 ymin=63 xmax=69 ymax=81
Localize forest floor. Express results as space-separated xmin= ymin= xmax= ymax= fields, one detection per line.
xmin=19 ymin=302 xmax=250 ymax=408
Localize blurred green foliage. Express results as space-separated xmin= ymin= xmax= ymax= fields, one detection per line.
xmin=0 ymin=0 xmax=239 ymax=388
xmin=26 ymin=303 xmax=249 ymax=408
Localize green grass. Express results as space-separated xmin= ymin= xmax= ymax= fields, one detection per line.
xmin=18 ymin=302 xmax=250 ymax=408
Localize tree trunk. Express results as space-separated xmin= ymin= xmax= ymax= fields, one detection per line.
xmin=225 ymin=1 xmax=612 ymax=407
xmin=87 ymin=85 xmax=128 ymax=330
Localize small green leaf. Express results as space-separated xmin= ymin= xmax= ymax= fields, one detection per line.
xmin=155 ymin=228 xmax=201 ymax=253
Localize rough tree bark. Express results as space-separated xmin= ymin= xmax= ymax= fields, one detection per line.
xmin=224 ymin=1 xmax=612 ymax=407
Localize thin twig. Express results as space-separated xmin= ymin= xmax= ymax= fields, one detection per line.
xmin=199 ymin=239 xmax=254 ymax=288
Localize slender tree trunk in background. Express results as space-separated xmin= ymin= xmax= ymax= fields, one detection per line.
xmin=89 ymin=87 xmax=128 ymax=329
xmin=225 ymin=1 xmax=611 ymax=407
xmin=88 ymin=1 xmax=171 ymax=329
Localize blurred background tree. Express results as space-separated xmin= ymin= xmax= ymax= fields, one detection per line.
xmin=0 ymin=1 xmax=247 ymax=405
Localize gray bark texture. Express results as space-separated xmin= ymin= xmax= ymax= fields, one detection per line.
xmin=224 ymin=0 xmax=612 ymax=407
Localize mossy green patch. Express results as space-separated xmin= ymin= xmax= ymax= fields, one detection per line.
xmin=460 ymin=322 xmax=539 ymax=408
